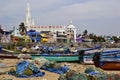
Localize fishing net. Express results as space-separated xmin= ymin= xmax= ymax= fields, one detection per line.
xmin=84 ymin=67 xmax=95 ymax=74
xmin=59 ymin=69 xmax=87 ymax=80
xmin=68 ymin=73 xmax=87 ymax=80
xmin=87 ymin=74 xmax=108 ymax=80
xmin=66 ymin=70 xmax=77 ymax=79
xmin=85 ymin=67 xmax=120 ymax=80
xmin=8 ymin=60 xmax=45 ymax=78
xmin=33 ymin=57 xmax=48 ymax=68
xmin=58 ymin=74 xmax=67 ymax=80
xmin=28 ymin=63 xmax=40 ymax=73
xmin=43 ymin=60 xmax=56 ymax=68
xmin=106 ymin=73 xmax=120 ymax=80
xmin=85 ymin=67 xmax=105 ymax=75
xmin=24 ymin=68 xmax=33 ymax=76
xmin=59 ymin=67 xmax=120 ymax=80
xmin=41 ymin=61 xmax=69 ymax=74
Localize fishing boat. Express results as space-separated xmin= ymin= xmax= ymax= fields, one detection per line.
xmin=0 ymin=45 xmax=101 ymax=62
xmin=30 ymin=45 xmax=78 ymax=62
xmin=0 ymin=53 xmax=18 ymax=59
xmin=0 ymin=53 xmax=31 ymax=59
xmin=31 ymin=53 xmax=81 ymax=62
xmin=31 ymin=46 xmax=102 ymax=62
xmin=93 ymin=50 xmax=120 ymax=70
xmin=79 ymin=49 xmax=102 ymax=64
xmin=0 ymin=50 xmax=80 ymax=61
xmin=0 ymin=49 xmax=31 ymax=59
xmin=78 ymin=46 xmax=102 ymax=64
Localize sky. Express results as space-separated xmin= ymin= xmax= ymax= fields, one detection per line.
xmin=0 ymin=0 xmax=120 ymax=36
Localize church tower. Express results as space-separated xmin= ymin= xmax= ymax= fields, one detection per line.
xmin=25 ymin=2 xmax=34 ymax=31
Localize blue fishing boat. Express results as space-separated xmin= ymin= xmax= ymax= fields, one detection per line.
xmin=78 ymin=46 xmax=102 ymax=64
xmin=93 ymin=50 xmax=120 ymax=70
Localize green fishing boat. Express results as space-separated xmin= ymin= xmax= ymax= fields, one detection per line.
xmin=31 ymin=46 xmax=102 ymax=62
xmin=31 ymin=54 xmax=81 ymax=62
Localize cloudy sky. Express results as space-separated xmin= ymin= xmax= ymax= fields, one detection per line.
xmin=0 ymin=0 xmax=120 ymax=36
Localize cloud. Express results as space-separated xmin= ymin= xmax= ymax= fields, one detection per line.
xmin=38 ymin=0 xmax=120 ymax=20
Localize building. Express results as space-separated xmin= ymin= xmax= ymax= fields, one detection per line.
xmin=25 ymin=3 xmax=34 ymax=30
xmin=24 ymin=2 xmax=77 ymax=43
xmin=66 ymin=21 xmax=77 ymax=43
xmin=0 ymin=30 xmax=11 ymax=43
xmin=27 ymin=30 xmax=41 ymax=42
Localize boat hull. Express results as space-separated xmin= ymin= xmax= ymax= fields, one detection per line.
xmin=0 ymin=54 xmax=18 ymax=59
xmin=83 ymin=56 xmax=94 ymax=64
xmin=93 ymin=51 xmax=120 ymax=70
xmin=100 ymin=61 xmax=120 ymax=70
xmin=0 ymin=53 xmax=31 ymax=59
xmin=31 ymin=54 xmax=80 ymax=62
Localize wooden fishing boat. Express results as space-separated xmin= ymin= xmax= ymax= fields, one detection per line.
xmin=83 ymin=54 xmax=95 ymax=64
xmin=0 ymin=46 xmax=101 ymax=62
xmin=0 ymin=50 xmax=31 ymax=59
xmin=31 ymin=46 xmax=79 ymax=62
xmin=31 ymin=53 xmax=81 ymax=62
xmin=0 ymin=53 xmax=18 ymax=59
xmin=0 ymin=53 xmax=31 ymax=59
xmin=31 ymin=47 xmax=102 ymax=62
xmin=77 ymin=46 xmax=102 ymax=64
xmin=81 ymin=49 xmax=102 ymax=64
xmin=93 ymin=50 xmax=120 ymax=70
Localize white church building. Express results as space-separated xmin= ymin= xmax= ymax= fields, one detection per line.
xmin=24 ymin=3 xmax=77 ymax=43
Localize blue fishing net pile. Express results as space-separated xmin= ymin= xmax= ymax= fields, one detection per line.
xmin=41 ymin=61 xmax=70 ymax=74
xmin=58 ymin=69 xmax=88 ymax=80
xmin=85 ymin=67 xmax=120 ymax=80
xmin=8 ymin=60 xmax=70 ymax=78
xmin=9 ymin=60 xmax=45 ymax=78
xmin=59 ymin=67 xmax=120 ymax=80
xmin=84 ymin=67 xmax=107 ymax=80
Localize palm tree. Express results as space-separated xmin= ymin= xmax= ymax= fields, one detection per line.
xmin=83 ymin=29 xmax=88 ymax=36
xmin=0 ymin=26 xmax=3 ymax=43
xmin=19 ymin=22 xmax=27 ymax=34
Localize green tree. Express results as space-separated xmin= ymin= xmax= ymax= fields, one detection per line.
xmin=83 ymin=29 xmax=88 ymax=36
xmin=19 ymin=22 xmax=27 ymax=34
xmin=89 ymin=33 xmax=94 ymax=39
xmin=112 ymin=36 xmax=120 ymax=43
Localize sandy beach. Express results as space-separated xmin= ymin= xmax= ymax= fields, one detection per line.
xmin=0 ymin=59 xmax=120 ymax=80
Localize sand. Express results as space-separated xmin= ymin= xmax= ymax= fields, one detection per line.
xmin=0 ymin=59 xmax=120 ymax=80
